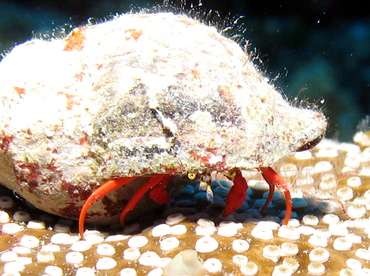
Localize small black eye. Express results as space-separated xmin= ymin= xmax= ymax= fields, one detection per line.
xmin=296 ymin=135 xmax=323 ymax=152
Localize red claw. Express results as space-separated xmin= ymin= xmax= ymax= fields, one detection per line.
xmin=223 ymin=168 xmax=249 ymax=217
xmin=222 ymin=167 xmax=292 ymax=225
xmin=119 ymin=174 xmax=171 ymax=226
xmin=259 ymin=167 xmax=292 ymax=225
xmin=79 ymin=174 xmax=171 ymax=238
xmin=148 ymin=175 xmax=172 ymax=204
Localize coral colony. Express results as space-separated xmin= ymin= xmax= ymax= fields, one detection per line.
xmin=2 ymin=10 xmax=368 ymax=276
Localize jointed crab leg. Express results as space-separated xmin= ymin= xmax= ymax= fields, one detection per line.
xmin=259 ymin=167 xmax=292 ymax=225
xmin=79 ymin=177 xmax=138 ymax=237
xmin=223 ymin=168 xmax=249 ymax=217
xmin=79 ymin=175 xmax=173 ymax=237
xmin=79 ymin=167 xmax=292 ymax=238
xmin=119 ymin=174 xmax=171 ymax=226
xmin=259 ymin=177 xmax=275 ymax=213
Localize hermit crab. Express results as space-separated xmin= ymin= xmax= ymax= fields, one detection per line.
xmin=0 ymin=12 xmax=326 ymax=237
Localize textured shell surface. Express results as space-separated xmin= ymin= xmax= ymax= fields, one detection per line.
xmin=0 ymin=12 xmax=327 ymax=222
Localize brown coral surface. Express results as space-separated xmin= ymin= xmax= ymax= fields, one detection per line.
xmin=1 ymin=136 xmax=370 ymax=275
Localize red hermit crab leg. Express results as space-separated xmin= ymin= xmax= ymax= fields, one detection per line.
xmin=119 ymin=174 xmax=171 ymax=226
xmin=223 ymin=168 xmax=249 ymax=217
xmin=259 ymin=178 xmax=275 ymax=213
xmin=259 ymin=167 xmax=292 ymax=225
xmin=79 ymin=175 xmax=172 ymax=237
xmin=79 ymin=177 xmax=138 ymax=237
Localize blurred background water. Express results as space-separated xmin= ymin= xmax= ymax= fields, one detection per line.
xmin=0 ymin=0 xmax=369 ymax=142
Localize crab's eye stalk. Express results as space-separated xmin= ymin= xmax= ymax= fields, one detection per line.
xmin=296 ymin=135 xmax=324 ymax=152
xmin=226 ymin=169 xmax=237 ymax=179
xmin=188 ymin=172 xmax=197 ymax=180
